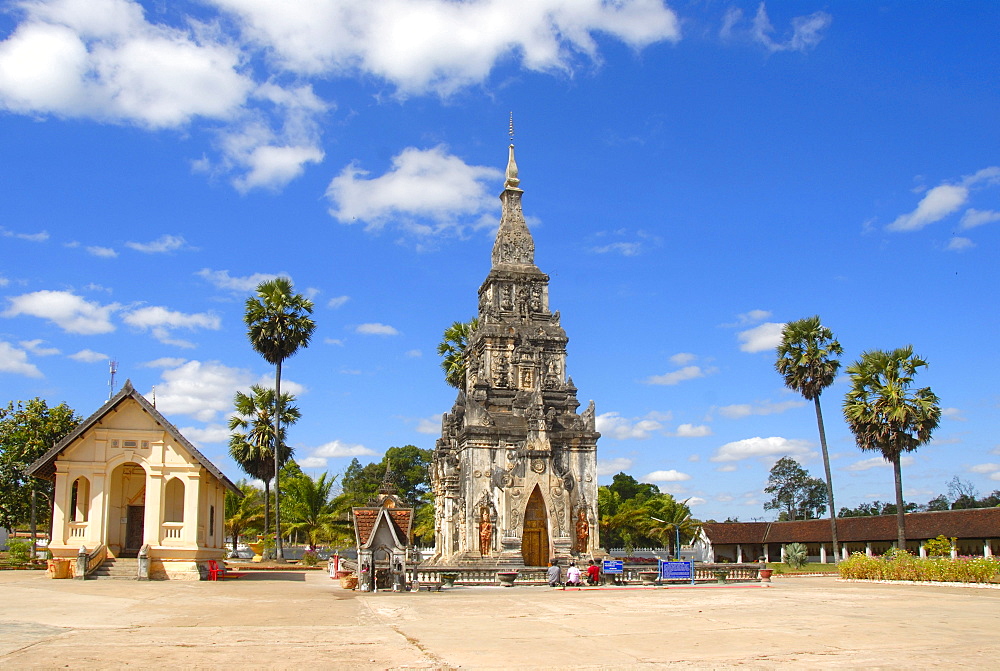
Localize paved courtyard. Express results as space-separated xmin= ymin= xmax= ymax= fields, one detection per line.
xmin=1 ymin=569 xmax=998 ymax=669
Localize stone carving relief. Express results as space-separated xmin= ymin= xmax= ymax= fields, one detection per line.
xmin=492 ymin=354 xmax=510 ymax=387
xmin=530 ymin=458 xmax=545 ymax=474
xmin=574 ymin=508 xmax=589 ymax=553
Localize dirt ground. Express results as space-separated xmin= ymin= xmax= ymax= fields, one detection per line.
xmin=1 ymin=570 xmax=998 ymax=669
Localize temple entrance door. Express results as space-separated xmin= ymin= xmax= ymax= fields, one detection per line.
xmin=124 ymin=505 xmax=144 ymax=557
xmin=521 ymin=486 xmax=549 ymax=566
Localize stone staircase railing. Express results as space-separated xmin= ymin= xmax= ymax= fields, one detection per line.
xmin=75 ymin=544 xmax=106 ymax=580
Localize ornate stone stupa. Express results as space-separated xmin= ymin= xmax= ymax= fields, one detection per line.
xmin=430 ymin=135 xmax=601 ymax=567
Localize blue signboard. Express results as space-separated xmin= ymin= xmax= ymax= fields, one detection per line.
xmin=660 ymin=560 xmax=694 ymax=583
xmin=602 ymin=559 xmax=624 ymax=574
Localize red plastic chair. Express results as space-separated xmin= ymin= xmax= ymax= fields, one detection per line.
xmin=207 ymin=559 xmax=224 ymax=581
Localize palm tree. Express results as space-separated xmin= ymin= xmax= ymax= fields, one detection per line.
xmin=225 ymin=482 xmax=265 ymax=557
xmin=244 ymin=277 xmax=316 ymax=561
xmin=282 ymin=472 xmax=351 ymax=550
xmin=436 ymin=318 xmax=479 ymax=389
xmin=228 ymin=385 xmax=300 ymax=547
xmin=647 ymin=496 xmax=701 ymax=560
xmin=843 ymin=346 xmax=941 ymax=548
xmin=775 ymin=316 xmax=843 ymax=560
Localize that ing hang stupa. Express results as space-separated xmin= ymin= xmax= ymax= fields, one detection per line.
xmin=430 ymin=134 xmax=601 ymax=568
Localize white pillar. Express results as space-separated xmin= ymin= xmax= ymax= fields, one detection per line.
xmin=52 ymin=464 xmax=71 ymax=547
xmin=820 ymin=545 xmax=827 ymax=564
xmin=143 ymin=471 xmax=163 ymax=549
xmin=984 ymin=540 xmax=991 ymax=558
xmin=841 ymin=545 xmax=848 ymax=561
xmin=950 ymin=546 xmax=958 ymax=560
xmin=736 ymin=544 xmax=743 ymax=563
xmin=865 ymin=542 xmax=872 ymax=557
xmin=780 ymin=545 xmax=786 ymax=563
xmin=182 ymin=473 xmax=201 ymax=547
xmin=919 ymin=544 xmax=927 ymax=558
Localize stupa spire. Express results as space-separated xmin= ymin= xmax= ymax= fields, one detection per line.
xmin=492 ymin=116 xmax=534 ymax=268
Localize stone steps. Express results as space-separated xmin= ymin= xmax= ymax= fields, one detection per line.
xmin=91 ymin=558 xmax=138 ymax=580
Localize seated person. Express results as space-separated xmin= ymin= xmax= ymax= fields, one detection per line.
xmin=546 ymin=561 xmax=562 ymax=587
xmin=586 ymin=560 xmax=600 ymax=585
xmin=566 ymin=562 xmax=582 ymax=586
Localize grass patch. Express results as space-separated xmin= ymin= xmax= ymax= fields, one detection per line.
xmin=766 ymin=562 xmax=839 ymax=574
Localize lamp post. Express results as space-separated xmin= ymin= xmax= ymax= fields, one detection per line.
xmin=650 ymin=516 xmax=681 ymax=561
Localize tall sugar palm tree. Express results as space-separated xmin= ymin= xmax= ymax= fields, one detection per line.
xmin=228 ymin=385 xmax=300 ymax=550
xmin=843 ymin=346 xmax=941 ymax=548
xmin=437 ymin=318 xmax=479 ymax=389
xmin=775 ymin=316 xmax=843 ymax=560
xmin=646 ymin=496 xmax=701 ymax=560
xmin=225 ymin=482 xmax=265 ymax=557
xmin=244 ymin=277 xmax=315 ymax=561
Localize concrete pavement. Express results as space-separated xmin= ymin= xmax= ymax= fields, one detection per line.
xmin=1 ymin=569 xmax=998 ymax=669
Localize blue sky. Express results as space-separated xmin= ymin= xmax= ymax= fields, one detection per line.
xmin=1 ymin=0 xmax=998 ymax=522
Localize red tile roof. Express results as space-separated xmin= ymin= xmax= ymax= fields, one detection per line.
xmin=702 ymin=508 xmax=1000 ymax=544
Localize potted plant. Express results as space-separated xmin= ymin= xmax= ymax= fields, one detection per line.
xmin=638 ymin=570 xmax=659 ymax=586
xmin=712 ymin=569 xmax=730 ymax=584
xmin=496 ymin=570 xmax=518 ymax=587
xmin=440 ymin=572 xmax=459 ymax=587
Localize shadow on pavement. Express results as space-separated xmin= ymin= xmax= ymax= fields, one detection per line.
xmin=234 ymin=571 xmax=307 ymax=582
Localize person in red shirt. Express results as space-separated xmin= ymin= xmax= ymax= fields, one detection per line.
xmin=586 ymin=560 xmax=600 ymax=586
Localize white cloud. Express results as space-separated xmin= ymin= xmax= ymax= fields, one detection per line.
xmin=716 ymin=399 xmax=806 ymax=419
xmin=327 ymin=146 xmax=501 ymax=235
xmin=669 ymin=352 xmax=696 ymax=366
xmin=178 ymin=423 xmax=230 ymax=445
xmin=327 ymin=295 xmax=350 ymax=309
xmin=356 ymin=323 xmax=399 ymax=336
xmin=685 ymin=496 xmax=706 ymax=506
xmin=710 ymin=436 xmax=813 ymax=462
xmin=416 ymin=414 xmax=443 ymax=434
xmin=151 ymin=359 xmax=256 ymax=422
xmin=324 ymin=338 xmax=345 ymax=346
xmin=0 ymin=0 xmax=253 ymax=128
xmin=737 ymin=309 xmax=771 ymax=325
xmin=69 ymin=348 xmax=108 ymax=363
xmin=942 ymin=407 xmax=966 ymax=422
xmin=3 ymin=290 xmax=118 ymax=334
xmin=645 ymin=365 xmax=715 ymax=386
xmin=1 ymin=227 xmax=49 ymax=242
xmin=968 ymin=463 xmax=1000 ymax=474
xmin=126 ymin=234 xmax=186 ymax=253
xmin=960 ymin=209 xmax=1000 ymax=229
xmin=715 ymin=464 xmax=738 ymax=472
xmin=300 ymin=439 xmax=378 ymax=468
xmin=230 ymin=141 xmax=324 ymax=193
xmin=19 ymin=339 xmax=60 ymax=356
xmin=643 ymin=469 xmax=691 ymax=483
xmin=597 ymin=457 xmax=634 ymax=476
xmin=405 ymin=349 xmax=422 ymax=358
xmin=595 ymin=412 xmax=663 ymax=440
xmin=750 ymin=3 xmax=832 ymax=53
xmin=211 ymin=0 xmax=680 ymax=96
xmin=86 ymin=245 xmax=117 ymax=258
xmin=196 ymin=268 xmax=287 ymax=292
xmin=0 ymin=341 xmax=43 ymax=378
xmin=674 ymin=423 xmax=712 ymax=438
xmin=592 ymin=241 xmax=642 ymax=256
xmin=888 ymin=168 xmax=1000 ymax=233
xmin=141 ymin=357 xmax=188 ymax=368
xmin=123 ymin=305 xmax=221 ymax=347
xmin=946 ymin=237 xmax=974 ymax=252
xmin=845 ymin=455 xmax=915 ymax=472
xmin=737 ymin=322 xmax=784 ymax=353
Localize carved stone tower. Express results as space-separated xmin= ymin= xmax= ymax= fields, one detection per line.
xmin=431 ymin=141 xmax=601 ymax=567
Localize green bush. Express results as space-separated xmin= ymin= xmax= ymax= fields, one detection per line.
xmin=838 ymin=550 xmax=1000 ymax=583
xmin=784 ymin=543 xmax=808 ymax=569
xmin=301 ymin=550 xmax=319 ymax=566
xmin=923 ymin=535 xmax=956 ymax=557
xmin=6 ymin=539 xmax=32 ymax=564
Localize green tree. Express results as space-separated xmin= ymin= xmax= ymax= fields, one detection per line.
xmin=228 ymin=385 xmax=299 ymax=546
xmin=764 ymin=457 xmax=828 ymax=521
xmin=283 ymin=472 xmax=350 ymax=550
xmin=338 ymin=446 xmax=433 ymax=509
xmin=646 ymin=496 xmax=700 ymax=559
xmin=225 ymin=482 xmax=264 ymax=556
xmin=607 ymin=472 xmax=660 ymax=503
xmin=436 ymin=318 xmax=479 ymax=389
xmin=838 ymin=500 xmax=918 ymax=517
xmin=0 ymin=399 xmax=79 ymax=544
xmin=775 ymin=316 xmax=843 ymax=557
xmin=843 ymin=346 xmax=941 ymax=547
xmin=783 ymin=542 xmax=808 ymax=568
xmin=244 ymin=277 xmax=316 ymax=561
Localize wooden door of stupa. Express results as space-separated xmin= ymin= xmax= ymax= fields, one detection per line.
xmin=521 ymin=486 xmax=549 ymax=566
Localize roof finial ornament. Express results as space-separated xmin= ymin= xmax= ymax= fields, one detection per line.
xmin=505 ymin=112 xmax=520 ymax=190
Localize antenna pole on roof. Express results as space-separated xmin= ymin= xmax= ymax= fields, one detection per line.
xmin=108 ymin=359 xmax=118 ymax=399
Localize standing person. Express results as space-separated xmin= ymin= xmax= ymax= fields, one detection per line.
xmin=566 ymin=562 xmax=582 ymax=586
xmin=586 ymin=560 xmax=600 ymax=586
xmin=547 ymin=560 xmax=562 ymax=587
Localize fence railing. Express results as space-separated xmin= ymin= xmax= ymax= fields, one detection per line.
xmin=407 ymin=562 xmax=761 ymax=586
xmin=75 ymin=543 xmax=106 ymax=580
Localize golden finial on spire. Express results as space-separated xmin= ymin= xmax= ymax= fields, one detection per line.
xmin=505 ymin=112 xmax=520 ymax=190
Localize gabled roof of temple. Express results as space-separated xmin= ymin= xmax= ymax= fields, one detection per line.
xmin=26 ymin=379 xmax=241 ymax=494
xmin=352 ymin=502 xmax=413 ymax=548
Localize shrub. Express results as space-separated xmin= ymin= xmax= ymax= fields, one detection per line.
xmin=784 ymin=543 xmax=808 ymax=569
xmin=923 ymin=535 xmax=956 ymax=557
xmin=7 ymin=539 xmax=32 ymax=564
xmin=301 ymin=550 xmax=319 ymax=566
xmin=838 ymin=550 xmax=1000 ymax=583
